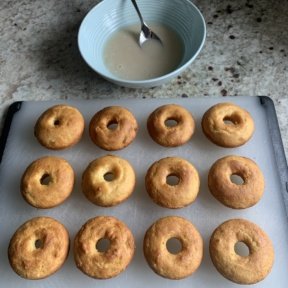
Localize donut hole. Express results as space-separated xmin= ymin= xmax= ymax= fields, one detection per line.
xmin=96 ymin=238 xmax=111 ymax=252
xmin=53 ymin=119 xmax=61 ymax=126
xmin=166 ymin=237 xmax=183 ymax=254
xmin=104 ymin=172 xmax=115 ymax=182
xmin=165 ymin=118 xmax=178 ymax=128
xmin=107 ymin=120 xmax=118 ymax=131
xmin=230 ymin=174 xmax=245 ymax=185
xmin=40 ymin=173 xmax=52 ymax=185
xmin=35 ymin=239 xmax=44 ymax=249
xmin=223 ymin=114 xmax=241 ymax=125
xmin=234 ymin=241 xmax=250 ymax=257
xmin=223 ymin=118 xmax=234 ymax=125
xmin=166 ymin=174 xmax=180 ymax=186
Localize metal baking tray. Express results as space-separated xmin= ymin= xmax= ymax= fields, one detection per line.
xmin=0 ymin=96 xmax=287 ymax=287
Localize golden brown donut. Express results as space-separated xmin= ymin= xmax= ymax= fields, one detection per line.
xmin=147 ymin=104 xmax=195 ymax=147
xmin=209 ymin=219 xmax=274 ymax=284
xmin=8 ymin=217 xmax=70 ymax=280
xmin=74 ymin=216 xmax=135 ymax=279
xmin=143 ymin=216 xmax=203 ymax=279
xmin=21 ymin=156 xmax=75 ymax=208
xmin=201 ymin=102 xmax=254 ymax=147
xmin=208 ymin=155 xmax=264 ymax=209
xmin=34 ymin=104 xmax=85 ymax=150
xmin=82 ymin=155 xmax=135 ymax=207
xmin=89 ymin=106 xmax=138 ymax=151
xmin=145 ymin=157 xmax=200 ymax=208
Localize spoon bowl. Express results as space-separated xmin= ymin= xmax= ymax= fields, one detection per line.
xmin=131 ymin=0 xmax=162 ymax=46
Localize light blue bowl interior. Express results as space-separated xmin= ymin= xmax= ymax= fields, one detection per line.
xmin=78 ymin=0 xmax=206 ymax=83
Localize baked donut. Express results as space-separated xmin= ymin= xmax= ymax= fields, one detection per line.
xmin=21 ymin=156 xmax=75 ymax=208
xmin=147 ymin=104 xmax=195 ymax=147
xmin=34 ymin=104 xmax=85 ymax=150
xmin=74 ymin=216 xmax=135 ymax=279
xmin=89 ymin=106 xmax=138 ymax=150
xmin=208 ymin=155 xmax=264 ymax=209
xmin=201 ymin=102 xmax=254 ymax=147
xmin=145 ymin=157 xmax=200 ymax=208
xmin=8 ymin=216 xmax=70 ymax=279
xmin=143 ymin=216 xmax=203 ymax=279
xmin=82 ymin=155 xmax=135 ymax=207
xmin=209 ymin=218 xmax=274 ymax=284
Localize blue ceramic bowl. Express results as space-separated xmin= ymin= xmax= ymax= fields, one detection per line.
xmin=78 ymin=0 xmax=206 ymax=88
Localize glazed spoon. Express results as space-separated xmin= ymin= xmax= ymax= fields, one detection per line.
xmin=130 ymin=0 xmax=162 ymax=47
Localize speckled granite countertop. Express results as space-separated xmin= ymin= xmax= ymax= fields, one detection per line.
xmin=0 ymin=0 xmax=287 ymax=158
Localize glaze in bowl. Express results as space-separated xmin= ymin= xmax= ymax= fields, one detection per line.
xmin=78 ymin=0 xmax=206 ymax=88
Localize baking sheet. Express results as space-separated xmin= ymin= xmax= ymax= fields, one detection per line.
xmin=0 ymin=96 xmax=287 ymax=287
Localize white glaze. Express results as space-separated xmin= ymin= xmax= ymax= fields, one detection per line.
xmin=103 ymin=24 xmax=183 ymax=80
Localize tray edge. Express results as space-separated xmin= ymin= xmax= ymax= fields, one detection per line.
xmin=259 ymin=96 xmax=288 ymax=220
xmin=0 ymin=101 xmax=23 ymax=164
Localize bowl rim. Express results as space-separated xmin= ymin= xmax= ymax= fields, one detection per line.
xmin=78 ymin=0 xmax=206 ymax=87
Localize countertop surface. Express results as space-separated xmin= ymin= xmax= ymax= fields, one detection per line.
xmin=0 ymin=0 xmax=287 ymax=158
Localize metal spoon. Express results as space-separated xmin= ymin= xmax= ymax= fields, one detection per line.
xmin=131 ymin=0 xmax=162 ymax=47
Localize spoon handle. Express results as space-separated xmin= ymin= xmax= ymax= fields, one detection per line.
xmin=131 ymin=0 xmax=145 ymax=26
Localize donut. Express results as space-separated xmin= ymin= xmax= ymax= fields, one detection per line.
xmin=74 ymin=216 xmax=135 ymax=279
xmin=145 ymin=157 xmax=200 ymax=208
xmin=8 ymin=216 xmax=70 ymax=279
xmin=208 ymin=155 xmax=264 ymax=209
xmin=201 ymin=102 xmax=254 ymax=147
xmin=147 ymin=104 xmax=195 ymax=147
xmin=21 ymin=156 xmax=75 ymax=208
xmin=143 ymin=216 xmax=203 ymax=279
xmin=82 ymin=155 xmax=135 ymax=207
xmin=89 ymin=106 xmax=138 ymax=151
xmin=34 ymin=104 xmax=85 ymax=150
xmin=209 ymin=219 xmax=274 ymax=284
